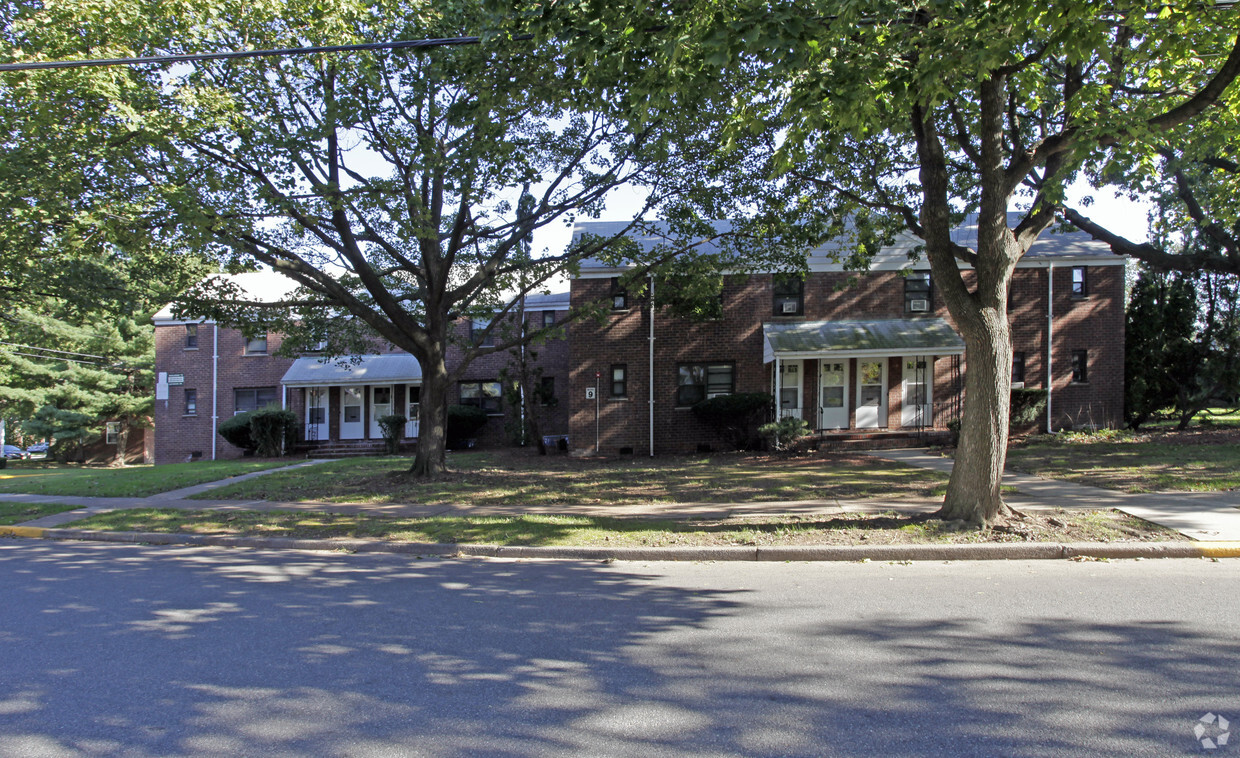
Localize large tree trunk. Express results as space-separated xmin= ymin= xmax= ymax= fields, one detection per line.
xmin=410 ymin=347 xmax=449 ymax=477
xmin=937 ymin=312 xmax=1013 ymax=524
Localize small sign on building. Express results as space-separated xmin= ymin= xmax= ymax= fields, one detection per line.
xmin=585 ymin=387 xmax=596 ymax=400
xmin=167 ymin=373 xmax=185 ymax=386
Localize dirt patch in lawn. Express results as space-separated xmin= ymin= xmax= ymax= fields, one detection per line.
xmin=69 ymin=507 xmax=1184 ymax=547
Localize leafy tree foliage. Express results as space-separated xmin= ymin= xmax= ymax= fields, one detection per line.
xmin=515 ymin=0 xmax=1240 ymax=524
xmin=1126 ymin=265 xmax=1240 ymax=430
xmin=5 ymin=0 xmax=819 ymax=476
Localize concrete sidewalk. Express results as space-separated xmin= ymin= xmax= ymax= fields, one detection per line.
xmin=869 ymin=448 xmax=1240 ymax=542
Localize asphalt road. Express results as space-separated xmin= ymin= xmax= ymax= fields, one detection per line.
xmin=1 ymin=542 xmax=1238 ymax=757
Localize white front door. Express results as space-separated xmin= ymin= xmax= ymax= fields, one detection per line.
xmin=405 ymin=385 xmax=421 ymax=438
xmin=340 ymin=387 xmax=364 ymax=440
xmin=901 ymin=356 xmax=934 ymax=428
xmin=777 ymin=360 xmax=803 ymax=419
xmin=856 ymin=360 xmax=887 ymax=429
xmin=819 ymin=360 xmax=849 ymax=429
xmin=305 ymin=387 xmax=329 ymax=441
xmin=369 ymin=385 xmax=393 ymax=439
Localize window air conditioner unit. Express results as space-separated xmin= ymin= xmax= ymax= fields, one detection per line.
xmin=909 ymin=299 xmax=930 ymax=312
xmin=781 ymin=300 xmax=798 ymax=314
xmin=1011 ymin=382 xmax=1025 ymax=389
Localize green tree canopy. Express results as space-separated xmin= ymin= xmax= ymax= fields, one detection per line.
xmin=4 ymin=0 xmax=821 ymax=475
xmin=512 ymin=0 xmax=1240 ymax=524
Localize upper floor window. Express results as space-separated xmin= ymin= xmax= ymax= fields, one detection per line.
xmin=244 ymin=332 xmax=268 ymax=355
xmin=1071 ymin=267 xmax=1088 ymax=297
xmin=611 ymin=278 xmax=628 ymax=310
xmin=1012 ymin=352 xmax=1026 ymax=386
xmin=460 ymin=380 xmax=502 ymax=414
xmin=1071 ymin=350 xmax=1089 ymax=383
xmin=235 ymin=387 xmax=278 ymax=414
xmin=542 ymin=310 xmax=556 ymax=328
xmin=905 ymin=272 xmax=932 ymax=314
xmin=772 ymin=275 xmax=804 ymax=316
xmin=185 ymin=324 xmax=198 ymax=349
xmin=471 ymin=319 xmax=493 ymax=347
xmin=677 ymin=363 xmax=734 ymax=406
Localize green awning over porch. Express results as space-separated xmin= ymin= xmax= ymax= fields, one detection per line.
xmin=281 ymin=353 xmax=423 ymax=387
xmin=763 ymin=318 xmax=965 ymax=362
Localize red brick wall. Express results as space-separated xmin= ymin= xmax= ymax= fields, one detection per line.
xmin=447 ymin=313 xmax=570 ymax=448
xmin=567 ymin=264 xmax=1125 ymax=454
xmin=153 ymin=324 xmax=294 ymax=464
xmin=154 ymin=316 xmax=570 ymax=462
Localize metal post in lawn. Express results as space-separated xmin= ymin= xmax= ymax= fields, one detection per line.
xmin=594 ymin=370 xmax=601 ymax=454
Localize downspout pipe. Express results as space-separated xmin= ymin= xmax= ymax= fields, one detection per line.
xmin=211 ymin=322 xmax=220 ymax=460
xmin=648 ymin=274 xmax=655 ymax=458
xmin=1046 ymin=263 xmax=1054 ymax=434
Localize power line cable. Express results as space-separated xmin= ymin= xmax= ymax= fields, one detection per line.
xmin=0 ymin=340 xmax=107 ymax=360
xmin=0 ymin=34 xmax=530 ymax=72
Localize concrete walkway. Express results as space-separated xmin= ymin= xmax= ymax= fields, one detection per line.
xmin=869 ymin=448 xmax=1240 ymax=542
xmin=5 ymin=451 xmax=1239 ymax=542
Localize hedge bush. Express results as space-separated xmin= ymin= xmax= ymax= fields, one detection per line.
xmin=691 ymin=392 xmax=772 ymax=450
xmin=218 ymin=410 xmax=256 ymax=452
xmin=377 ymin=414 xmax=407 ymax=454
xmin=1010 ymin=388 xmax=1049 ymax=428
xmin=250 ymin=407 xmax=298 ymax=457
xmin=218 ymin=406 xmax=297 ymax=456
xmin=447 ymin=405 xmax=489 ymax=449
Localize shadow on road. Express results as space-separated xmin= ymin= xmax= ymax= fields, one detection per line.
xmin=0 ymin=542 xmax=1236 ymax=756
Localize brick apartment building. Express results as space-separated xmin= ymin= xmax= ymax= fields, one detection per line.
xmin=566 ymin=216 xmax=1126 ymax=455
xmin=151 ymin=272 xmax=570 ymax=464
xmin=152 ymin=216 xmax=1126 ymax=463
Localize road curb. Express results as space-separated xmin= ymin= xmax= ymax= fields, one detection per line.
xmin=4 ymin=526 xmax=1240 ymax=562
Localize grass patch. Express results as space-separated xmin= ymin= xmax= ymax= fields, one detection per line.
xmin=0 ymin=459 xmax=294 ymax=498
xmin=1006 ymin=429 xmax=1240 ymax=493
xmin=188 ymin=451 xmax=951 ymax=505
xmin=0 ymin=502 xmax=81 ymax=525
xmin=69 ymin=507 xmax=1183 ymax=546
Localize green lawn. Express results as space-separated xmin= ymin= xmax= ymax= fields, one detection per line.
xmin=187 ymin=451 xmax=950 ymax=505
xmin=0 ymin=502 xmax=81 ymax=525
xmin=0 ymin=459 xmax=294 ymax=498
xmin=1005 ymin=430 xmax=1240 ymax=493
xmin=68 ymin=507 xmax=1179 ymax=547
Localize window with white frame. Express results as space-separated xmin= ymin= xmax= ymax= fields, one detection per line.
xmin=1071 ymin=267 xmax=1088 ymax=297
xmin=185 ymin=324 xmax=198 ymax=349
xmin=105 ymin=422 xmax=119 ymax=445
xmin=611 ymin=364 xmax=627 ymax=398
xmin=677 ymin=363 xmax=734 ymax=406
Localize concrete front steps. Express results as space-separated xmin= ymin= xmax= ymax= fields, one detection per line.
xmin=294 ymin=441 xmax=416 ymax=458
xmin=806 ymin=430 xmax=952 ymax=452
